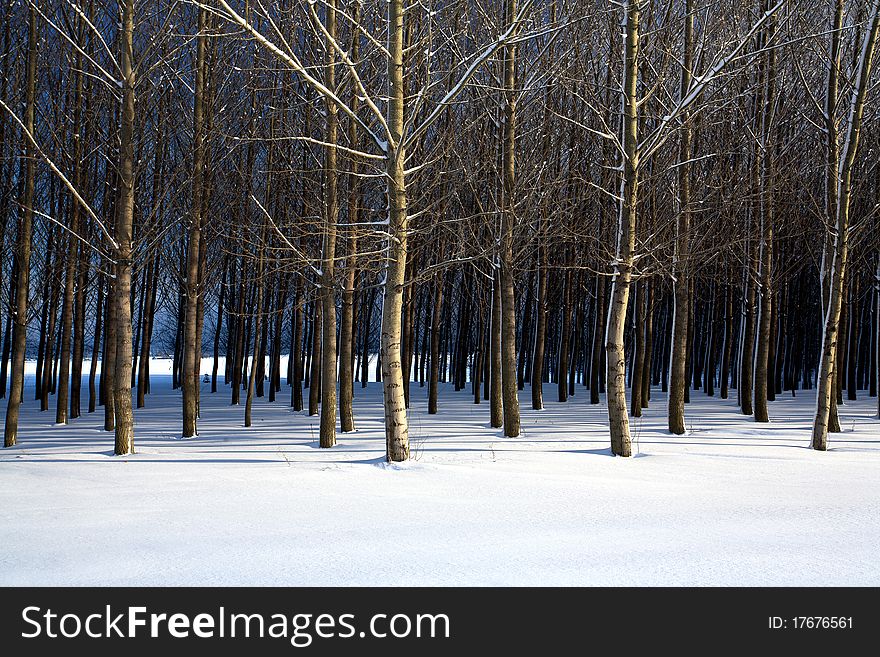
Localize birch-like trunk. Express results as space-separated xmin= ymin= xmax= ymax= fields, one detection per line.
xmin=381 ymin=0 xmax=409 ymax=461
xmin=606 ymin=0 xmax=640 ymax=457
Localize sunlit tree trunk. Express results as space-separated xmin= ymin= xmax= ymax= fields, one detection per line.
xmin=319 ymin=0 xmax=339 ymax=448
xmin=113 ymin=0 xmax=137 ymax=455
xmin=606 ymin=0 xmax=640 ymax=457
xmin=381 ymin=0 xmax=410 ymax=461
xmin=813 ymin=0 xmax=880 ymax=450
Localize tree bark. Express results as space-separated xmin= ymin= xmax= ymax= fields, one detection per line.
xmin=113 ymin=0 xmax=137 ymax=455
xmin=631 ymin=281 xmax=646 ymax=417
xmin=381 ymin=0 xmax=410 ymax=461
xmin=55 ymin=27 xmax=86 ymax=425
xmin=668 ymin=0 xmax=694 ymax=435
xmin=813 ymin=0 xmax=880 ymax=449
xmin=428 ymin=272 xmax=443 ymax=414
xmin=606 ymin=0 xmax=640 ymax=457
xmin=499 ymin=0 xmax=521 ymax=437
xmin=531 ymin=233 xmax=548 ymax=409
xmin=490 ymin=271 xmax=503 ymax=429
xmin=3 ymin=8 xmax=37 ymax=447
xmin=182 ymin=5 xmax=208 ymax=438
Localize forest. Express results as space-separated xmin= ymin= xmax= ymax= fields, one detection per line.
xmin=1 ymin=0 xmax=879 ymax=465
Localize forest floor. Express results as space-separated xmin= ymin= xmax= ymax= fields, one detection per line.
xmin=1 ymin=359 xmax=879 ymax=586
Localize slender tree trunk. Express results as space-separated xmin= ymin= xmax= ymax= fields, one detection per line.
xmin=308 ymin=300 xmax=321 ymax=416
xmin=3 ymin=8 xmax=37 ymax=447
xmin=111 ymin=0 xmax=137 ymax=455
xmin=428 ymin=272 xmax=443 ymax=414
xmin=606 ymin=0 xmax=640 ymax=457
xmin=212 ymin=261 xmax=226 ymax=393
xmin=558 ymin=268 xmax=572 ymax=403
xmin=55 ymin=33 xmax=86 ymax=425
xmin=360 ymin=285 xmax=374 ymax=388
xmin=631 ymin=282 xmax=646 ymax=417
xmin=721 ymin=278 xmax=733 ymax=399
xmin=88 ymin=279 xmax=103 ymax=414
xmin=70 ymin=240 xmax=88 ymax=417
xmin=245 ymin=242 xmax=265 ymax=428
xmin=740 ymin=238 xmax=757 ymax=416
xmin=499 ymin=0 xmax=521 ymax=437
xmin=754 ymin=10 xmax=776 ymax=423
xmin=41 ymin=257 xmax=60 ymax=411
xmin=531 ymin=235 xmax=548 ymax=409
xmin=590 ymin=275 xmax=605 ymax=404
xmin=338 ymin=27 xmax=360 ymax=431
xmin=490 ymin=272 xmax=503 ymax=429
xmin=136 ymin=255 xmax=157 ymax=408
xmin=381 ymin=0 xmax=410 ymax=461
xmin=231 ymin=276 xmax=246 ymax=406
xmin=846 ymin=279 xmax=859 ymax=401
xmin=813 ymin=0 xmax=880 ymax=449
xmin=641 ymin=279 xmax=653 ymax=406
xmin=291 ymin=285 xmax=304 ymax=409
xmin=668 ymin=0 xmax=694 ymax=435
xmin=318 ymin=0 xmax=340 ymax=446
xmin=182 ymin=6 xmax=208 ymax=438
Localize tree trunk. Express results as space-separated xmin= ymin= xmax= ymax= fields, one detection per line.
xmin=309 ymin=300 xmax=322 ymax=417
xmin=754 ymin=11 xmax=776 ymax=423
xmin=112 ymin=0 xmax=136 ymax=455
xmin=245 ymin=245 xmax=265 ymax=428
xmin=428 ymin=272 xmax=443 ymax=414
xmin=641 ymin=279 xmax=653 ymax=406
xmin=813 ymin=0 xmax=880 ymax=449
xmin=499 ymin=0 xmax=521 ymax=437
xmin=606 ymin=0 xmax=640 ymax=457
xmin=590 ymin=275 xmax=605 ymax=404
xmin=631 ymin=282 xmax=645 ymax=417
xmin=182 ymin=5 xmax=208 ymax=438
xmin=3 ymin=8 xmax=37 ymax=447
xmin=55 ymin=31 xmax=86 ymax=425
xmin=380 ymin=0 xmax=410 ymax=461
xmin=339 ymin=16 xmax=361 ymax=430
xmin=88 ymin=279 xmax=103 ymax=414
xmin=558 ymin=268 xmax=572 ymax=403
xmin=291 ymin=282 xmax=304 ymax=410
xmin=531 ymin=235 xmax=548 ymax=409
xmin=846 ymin=279 xmax=859 ymax=401
xmin=668 ymin=0 xmax=694 ymax=435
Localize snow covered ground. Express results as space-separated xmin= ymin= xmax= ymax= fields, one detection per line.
xmin=1 ymin=358 xmax=879 ymax=586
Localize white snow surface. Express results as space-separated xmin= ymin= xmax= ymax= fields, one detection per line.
xmin=1 ymin=358 xmax=879 ymax=586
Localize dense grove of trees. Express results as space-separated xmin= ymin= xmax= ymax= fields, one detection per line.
xmin=1 ymin=0 xmax=879 ymax=460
